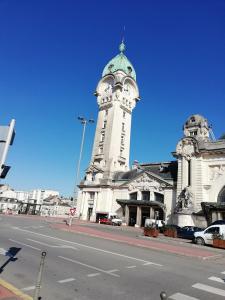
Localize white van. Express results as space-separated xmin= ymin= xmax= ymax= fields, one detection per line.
xmin=144 ymin=218 xmax=164 ymax=228
xmin=194 ymin=224 xmax=225 ymax=246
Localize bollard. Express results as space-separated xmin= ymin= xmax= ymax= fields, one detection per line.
xmin=33 ymin=251 xmax=47 ymax=300
xmin=160 ymin=291 xmax=167 ymax=299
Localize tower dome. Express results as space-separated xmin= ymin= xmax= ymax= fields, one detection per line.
xmin=102 ymin=42 xmax=136 ymax=81
xmin=183 ymin=114 xmax=209 ymax=140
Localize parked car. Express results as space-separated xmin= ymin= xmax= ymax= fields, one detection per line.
xmin=178 ymin=226 xmax=204 ymax=240
xmin=111 ymin=217 xmax=122 ymax=226
xmin=210 ymin=220 xmax=225 ymax=226
xmin=194 ymin=224 xmax=225 ymax=245
xmin=99 ymin=217 xmax=112 ymax=225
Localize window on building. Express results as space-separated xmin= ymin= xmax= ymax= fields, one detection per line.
xmin=130 ymin=192 xmax=137 ymax=200
xmin=155 ymin=192 xmax=164 ymax=204
xmin=99 ymin=146 xmax=103 ymax=154
xmin=142 ymin=191 xmax=150 ymax=201
xmin=188 ymin=160 xmax=191 ymax=186
xmin=120 ymin=147 xmax=124 ymax=157
xmin=123 ymin=111 xmax=126 ymax=118
xmin=121 ymin=134 xmax=125 ymax=146
xmin=122 ymin=122 xmax=125 ymax=132
xmin=101 ymin=132 xmax=105 ymax=142
xmin=190 ymin=131 xmax=197 ymax=136
xmin=89 ymin=192 xmax=95 ymax=200
xmin=103 ymin=120 xmax=107 ymax=129
xmin=105 ymin=109 xmax=108 ymax=116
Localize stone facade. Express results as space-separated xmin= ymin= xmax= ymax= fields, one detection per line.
xmin=76 ymin=44 xmax=225 ymax=227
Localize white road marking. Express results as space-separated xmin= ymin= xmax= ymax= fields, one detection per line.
xmin=21 ymin=285 xmax=36 ymax=291
xmin=26 ymin=238 xmax=58 ymax=247
xmin=0 ymin=248 xmax=6 ymax=256
xmin=126 ymin=265 xmax=136 ymax=269
xmin=13 ymin=227 xmax=162 ymax=267
xmin=169 ymin=292 xmax=199 ymax=300
xmin=107 ymin=269 xmax=119 ymax=273
xmin=192 ymin=283 xmax=225 ymax=296
xmin=208 ymin=276 xmax=225 ymax=284
xmin=87 ymin=273 xmax=100 ymax=277
xmin=221 ymin=271 xmax=225 ymax=274
xmin=142 ymin=262 xmax=153 ymax=266
xmin=58 ymin=278 xmax=75 ymax=283
xmin=26 ymin=238 xmax=78 ymax=250
xmin=58 ymin=255 xmax=120 ymax=277
xmin=23 ymin=226 xmax=44 ymax=229
xmin=9 ymin=239 xmax=41 ymax=251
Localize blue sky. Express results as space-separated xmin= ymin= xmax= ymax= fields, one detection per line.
xmin=0 ymin=0 xmax=225 ymax=197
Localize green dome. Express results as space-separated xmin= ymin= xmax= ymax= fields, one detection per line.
xmin=102 ymin=42 xmax=136 ymax=80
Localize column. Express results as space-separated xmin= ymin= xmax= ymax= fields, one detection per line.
xmin=137 ymin=190 xmax=142 ymax=200
xmin=150 ymin=206 xmax=154 ymax=219
xmin=91 ymin=192 xmax=98 ymax=222
xmin=182 ymin=157 xmax=189 ymax=189
xmin=125 ymin=205 xmax=129 ymax=225
xmin=135 ymin=206 xmax=141 ymax=227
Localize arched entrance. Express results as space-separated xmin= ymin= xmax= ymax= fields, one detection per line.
xmin=218 ymin=186 xmax=225 ymax=203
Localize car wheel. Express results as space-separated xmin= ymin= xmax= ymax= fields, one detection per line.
xmin=195 ymin=237 xmax=205 ymax=246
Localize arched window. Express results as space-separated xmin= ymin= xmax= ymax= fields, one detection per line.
xmin=218 ymin=186 xmax=225 ymax=203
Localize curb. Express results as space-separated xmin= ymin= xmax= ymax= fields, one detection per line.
xmin=0 ymin=279 xmax=32 ymax=300
xmin=51 ymin=224 xmax=220 ymax=260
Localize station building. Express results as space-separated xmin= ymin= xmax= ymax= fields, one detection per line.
xmin=76 ymin=43 xmax=225 ymax=227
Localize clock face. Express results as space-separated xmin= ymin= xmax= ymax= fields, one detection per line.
xmin=99 ymin=78 xmax=114 ymax=95
xmin=123 ymin=83 xmax=135 ymax=99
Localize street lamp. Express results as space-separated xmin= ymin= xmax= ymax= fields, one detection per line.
xmin=73 ymin=116 xmax=94 ymax=207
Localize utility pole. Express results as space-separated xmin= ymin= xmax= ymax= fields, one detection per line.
xmin=73 ymin=117 xmax=94 ymax=208
xmin=33 ymin=251 xmax=47 ymax=300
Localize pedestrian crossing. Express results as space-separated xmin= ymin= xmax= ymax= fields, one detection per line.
xmin=169 ymin=271 xmax=225 ymax=299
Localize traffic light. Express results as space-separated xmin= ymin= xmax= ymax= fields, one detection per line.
xmin=0 ymin=119 xmax=16 ymax=179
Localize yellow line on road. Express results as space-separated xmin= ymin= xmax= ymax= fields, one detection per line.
xmin=0 ymin=278 xmax=33 ymax=300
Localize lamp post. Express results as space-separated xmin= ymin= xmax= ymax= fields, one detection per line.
xmin=73 ymin=116 xmax=94 ymax=207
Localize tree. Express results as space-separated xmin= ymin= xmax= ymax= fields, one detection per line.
xmin=219 ymin=133 xmax=225 ymax=140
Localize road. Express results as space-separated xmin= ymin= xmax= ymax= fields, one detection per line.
xmin=1 ymin=215 xmax=225 ymax=300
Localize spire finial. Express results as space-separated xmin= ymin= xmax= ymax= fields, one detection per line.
xmin=119 ymin=26 xmax=126 ymax=53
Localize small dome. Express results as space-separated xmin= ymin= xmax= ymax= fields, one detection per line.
xmin=102 ymin=42 xmax=136 ymax=81
xmin=185 ymin=114 xmax=209 ymax=129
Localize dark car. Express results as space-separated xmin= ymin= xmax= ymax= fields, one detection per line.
xmin=178 ymin=226 xmax=204 ymax=240
xmin=210 ymin=220 xmax=225 ymax=226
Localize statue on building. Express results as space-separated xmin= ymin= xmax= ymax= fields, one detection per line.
xmin=175 ymin=187 xmax=193 ymax=212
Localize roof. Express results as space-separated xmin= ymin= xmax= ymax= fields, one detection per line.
xmin=113 ymin=161 xmax=177 ymax=183
xmin=113 ymin=169 xmax=141 ymax=181
xmin=198 ymin=139 xmax=225 ymax=151
xmin=102 ymin=42 xmax=136 ymax=80
xmin=140 ymin=161 xmax=178 ymax=181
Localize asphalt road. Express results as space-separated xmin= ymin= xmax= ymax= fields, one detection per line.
xmin=1 ymin=215 xmax=225 ymax=300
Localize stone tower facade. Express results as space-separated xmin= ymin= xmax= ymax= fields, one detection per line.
xmin=90 ymin=42 xmax=140 ymax=179
xmin=76 ymin=42 xmax=140 ymax=221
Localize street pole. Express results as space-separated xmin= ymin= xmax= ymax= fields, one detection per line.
xmin=33 ymin=251 xmax=47 ymax=300
xmin=160 ymin=291 xmax=167 ymax=299
xmin=73 ymin=117 xmax=94 ymax=208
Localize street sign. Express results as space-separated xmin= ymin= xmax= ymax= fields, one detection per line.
xmin=0 ymin=119 xmax=16 ymax=179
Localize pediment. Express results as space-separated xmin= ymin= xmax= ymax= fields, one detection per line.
xmin=86 ymin=165 xmax=103 ymax=174
xmin=120 ymin=171 xmax=172 ymax=192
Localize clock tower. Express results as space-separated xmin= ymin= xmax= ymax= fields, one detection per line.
xmin=90 ymin=42 xmax=140 ymax=179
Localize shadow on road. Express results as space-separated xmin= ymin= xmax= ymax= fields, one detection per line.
xmin=0 ymin=247 xmax=21 ymax=273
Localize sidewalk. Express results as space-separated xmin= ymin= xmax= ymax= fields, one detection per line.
xmin=0 ymin=279 xmax=32 ymax=300
xmin=51 ymin=221 xmax=225 ymax=260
